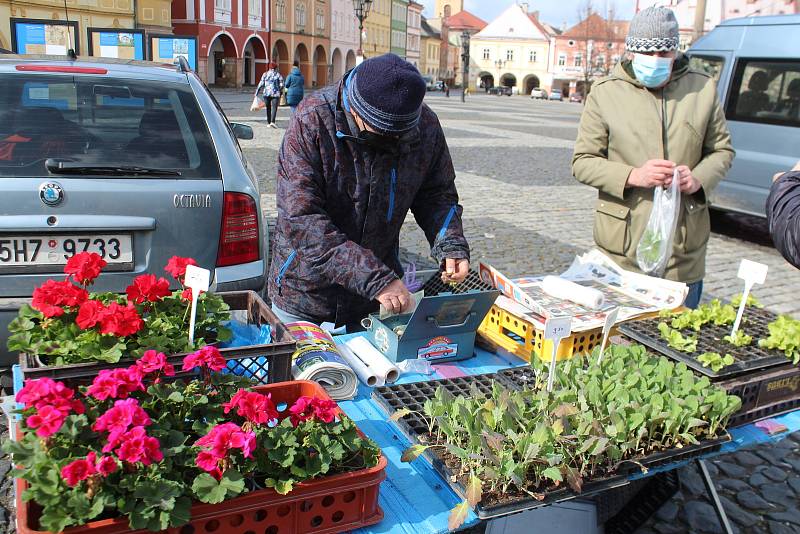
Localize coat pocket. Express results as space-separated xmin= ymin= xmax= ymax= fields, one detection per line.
xmin=593 ymin=200 xmax=631 ymax=256
xmin=682 ymin=196 xmax=711 ymax=252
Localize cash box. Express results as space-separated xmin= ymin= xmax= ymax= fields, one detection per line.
xmin=363 ymin=270 xmax=499 ymax=363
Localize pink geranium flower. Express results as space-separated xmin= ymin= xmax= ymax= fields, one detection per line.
xmin=136 ymin=350 xmax=175 ymax=377
xmin=115 ymin=426 xmax=163 ymax=466
xmin=86 ymin=367 xmax=144 ymax=401
xmin=26 ymin=405 xmax=68 ymax=438
xmin=182 ymin=346 xmax=226 ymax=373
xmin=96 ymin=455 xmax=118 ymax=476
xmin=93 ymin=398 xmax=151 ymax=451
xmin=61 ymin=455 xmax=97 ymax=487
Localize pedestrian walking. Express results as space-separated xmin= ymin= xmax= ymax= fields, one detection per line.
xmin=767 ymin=160 xmax=800 ymax=269
xmin=255 ymin=62 xmax=283 ymax=128
xmin=572 ymin=6 xmax=734 ymax=309
xmin=268 ymin=53 xmax=470 ymax=329
xmin=284 ymin=60 xmax=305 ymax=116
xmin=444 ymin=82 xmax=450 ymax=97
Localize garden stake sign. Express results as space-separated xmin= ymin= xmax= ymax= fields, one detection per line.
xmin=731 ymin=259 xmax=768 ymax=336
xmin=545 ymin=315 xmax=572 ymax=392
xmin=185 ymin=264 xmax=210 ymax=345
xmin=597 ymin=307 xmax=620 ymax=365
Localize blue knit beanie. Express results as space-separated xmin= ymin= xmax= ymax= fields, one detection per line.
xmin=345 ymin=53 xmax=426 ymax=135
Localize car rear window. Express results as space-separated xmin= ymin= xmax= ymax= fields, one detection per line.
xmin=0 ymin=73 xmax=220 ymax=178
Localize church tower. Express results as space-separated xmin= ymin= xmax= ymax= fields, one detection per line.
xmin=435 ymin=0 xmax=463 ymax=18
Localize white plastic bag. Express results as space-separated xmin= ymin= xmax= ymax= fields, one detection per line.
xmin=250 ymin=95 xmax=265 ymax=112
xmin=636 ymin=168 xmax=681 ymax=277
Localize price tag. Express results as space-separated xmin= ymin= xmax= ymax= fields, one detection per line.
xmin=597 ymin=307 xmax=620 ymax=365
xmin=185 ymin=264 xmax=211 ymax=346
xmin=731 ymin=259 xmax=768 ymax=336
xmin=544 ymin=315 xmax=572 ymax=392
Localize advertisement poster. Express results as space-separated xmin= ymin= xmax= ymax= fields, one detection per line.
xmin=150 ymin=36 xmax=197 ymax=70
xmin=90 ymin=30 xmax=144 ymax=60
xmin=12 ymin=20 xmax=77 ymax=55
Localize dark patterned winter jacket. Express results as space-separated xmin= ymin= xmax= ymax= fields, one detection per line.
xmin=268 ymin=81 xmax=470 ymax=326
xmin=767 ymin=171 xmax=800 ymax=270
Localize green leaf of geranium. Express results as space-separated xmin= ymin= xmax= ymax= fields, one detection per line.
xmin=192 ymin=473 xmax=228 ymax=504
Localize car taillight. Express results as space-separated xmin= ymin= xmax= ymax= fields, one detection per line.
xmin=216 ymin=192 xmax=260 ymax=267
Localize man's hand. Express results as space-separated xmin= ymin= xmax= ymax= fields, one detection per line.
xmin=627 ymin=160 xmax=676 ymax=189
xmin=376 ymin=279 xmax=413 ymax=315
xmin=774 ymin=160 xmax=800 ymax=182
xmin=441 ymin=258 xmax=469 ymax=284
xmin=676 ymin=165 xmax=702 ymax=194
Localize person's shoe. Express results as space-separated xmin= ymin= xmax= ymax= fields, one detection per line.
xmin=269 ymin=123 xmax=278 ymax=129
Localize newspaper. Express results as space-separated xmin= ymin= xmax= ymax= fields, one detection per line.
xmin=478 ymin=249 xmax=688 ymax=332
xmin=286 ymin=322 xmax=358 ymax=400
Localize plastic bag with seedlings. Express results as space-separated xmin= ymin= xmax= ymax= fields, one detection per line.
xmin=637 ymin=168 xmax=681 ymax=277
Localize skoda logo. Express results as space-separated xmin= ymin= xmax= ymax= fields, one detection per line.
xmin=39 ymin=182 xmax=64 ymax=206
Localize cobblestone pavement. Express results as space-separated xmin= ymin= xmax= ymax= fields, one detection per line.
xmin=217 ymin=89 xmax=800 ymax=533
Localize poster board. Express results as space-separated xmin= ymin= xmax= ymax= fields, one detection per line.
xmin=148 ymin=34 xmax=197 ymax=70
xmin=88 ymin=28 xmax=145 ymax=60
xmin=11 ymin=18 xmax=79 ymax=55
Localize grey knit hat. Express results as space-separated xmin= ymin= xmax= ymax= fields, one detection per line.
xmin=626 ymin=7 xmax=680 ymax=53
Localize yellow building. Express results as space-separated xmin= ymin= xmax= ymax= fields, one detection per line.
xmin=419 ymin=15 xmax=440 ymax=79
xmin=469 ymin=3 xmax=552 ymax=94
xmin=363 ymin=0 xmax=390 ymax=58
xmin=1 ymin=0 xmax=171 ymax=56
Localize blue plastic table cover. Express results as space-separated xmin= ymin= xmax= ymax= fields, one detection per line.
xmin=335 ymin=333 xmax=800 ymax=534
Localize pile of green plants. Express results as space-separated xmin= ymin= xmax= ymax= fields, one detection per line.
xmin=656 ymin=295 xmax=799 ymax=371
xmin=398 ymin=344 xmax=741 ymax=529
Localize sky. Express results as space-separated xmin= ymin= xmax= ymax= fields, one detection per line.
xmin=418 ymin=0 xmax=636 ymax=28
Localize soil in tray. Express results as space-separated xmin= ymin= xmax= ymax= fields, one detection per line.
xmin=622 ymin=308 xmax=789 ymax=378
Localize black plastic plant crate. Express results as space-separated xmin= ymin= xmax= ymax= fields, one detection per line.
xmin=17 ymin=291 xmax=295 ymax=387
xmin=603 ymin=470 xmax=680 ymax=534
xmin=618 ymin=308 xmax=791 ymax=380
xmin=373 ymin=374 xmax=498 ymax=437
xmin=421 ymin=269 xmax=495 ymax=296
xmin=376 ymin=371 xmax=729 ymax=520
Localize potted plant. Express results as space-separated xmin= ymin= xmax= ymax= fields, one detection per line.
xmin=6 ymin=348 xmax=385 ymax=533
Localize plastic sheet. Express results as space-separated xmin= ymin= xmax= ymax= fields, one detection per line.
xmin=218 ymin=320 xmax=272 ymax=381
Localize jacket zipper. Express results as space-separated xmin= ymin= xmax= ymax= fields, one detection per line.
xmin=275 ymin=250 xmax=296 ymax=296
xmin=438 ymin=204 xmax=457 ymax=240
xmin=387 ymin=168 xmax=397 ymax=222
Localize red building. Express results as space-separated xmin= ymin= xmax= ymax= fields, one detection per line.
xmin=550 ymin=12 xmax=628 ymax=97
xmin=172 ymin=0 xmax=270 ymax=87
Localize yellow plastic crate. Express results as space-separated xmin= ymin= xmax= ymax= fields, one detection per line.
xmin=478 ymin=303 xmax=611 ymax=362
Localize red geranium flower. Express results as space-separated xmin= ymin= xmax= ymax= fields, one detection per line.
xmin=61 ymin=455 xmax=97 ymax=487
xmin=96 ymin=455 xmax=118 ymax=476
xmin=195 ymin=422 xmax=256 ymax=460
xmin=195 ymin=450 xmax=223 ymax=479
xmin=136 ymin=350 xmax=175 ymax=377
xmin=31 ymin=280 xmax=88 ymax=317
xmin=165 ymin=256 xmax=197 ymax=282
xmin=182 ymin=346 xmax=227 ymax=373
xmin=26 ymin=404 xmax=68 ymax=438
xmin=311 ymin=398 xmax=338 ymax=424
xmin=288 ymin=396 xmax=315 ymax=427
xmin=223 ymin=389 xmax=279 ymax=425
xmin=64 ymin=252 xmax=107 ymax=285
xmin=98 ymin=302 xmax=143 ymax=337
xmin=125 ymin=274 xmax=171 ymax=305
xmin=76 ymin=299 xmax=106 ymax=330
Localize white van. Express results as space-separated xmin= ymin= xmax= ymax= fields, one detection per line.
xmin=687 ymin=14 xmax=800 ymax=217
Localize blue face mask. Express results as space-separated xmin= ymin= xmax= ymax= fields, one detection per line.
xmin=632 ymin=53 xmax=674 ymax=88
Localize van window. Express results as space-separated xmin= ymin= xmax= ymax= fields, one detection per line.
xmin=689 ymin=55 xmax=724 ymax=82
xmin=0 ymin=74 xmax=221 ymax=178
xmin=727 ymin=59 xmax=800 ymax=128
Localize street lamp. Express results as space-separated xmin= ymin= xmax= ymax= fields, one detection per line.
xmin=494 ymin=59 xmax=505 ymax=90
xmin=460 ymin=30 xmax=470 ymax=103
xmin=352 ymin=0 xmax=373 ymax=64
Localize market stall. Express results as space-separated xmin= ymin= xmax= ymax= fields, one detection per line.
xmin=4 ymin=250 xmax=799 ymax=534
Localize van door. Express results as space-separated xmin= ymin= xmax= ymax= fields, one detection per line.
xmin=717 ymin=58 xmax=800 ymax=216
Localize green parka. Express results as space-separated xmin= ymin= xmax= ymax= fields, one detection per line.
xmin=572 ymin=55 xmax=735 ymax=283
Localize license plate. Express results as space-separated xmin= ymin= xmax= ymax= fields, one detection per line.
xmin=0 ymin=234 xmax=133 ymax=269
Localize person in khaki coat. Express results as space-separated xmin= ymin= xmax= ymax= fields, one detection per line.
xmin=573 ymin=6 xmax=734 ymax=308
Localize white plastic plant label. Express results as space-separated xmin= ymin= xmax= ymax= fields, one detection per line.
xmin=184 ymin=264 xmax=210 ymax=345
xmin=597 ymin=307 xmax=621 ymax=365
xmin=731 ymin=259 xmax=768 ymax=336
xmin=544 ymin=315 xmax=572 ymax=392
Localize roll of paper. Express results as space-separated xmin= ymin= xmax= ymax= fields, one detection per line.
xmin=336 ymin=342 xmax=380 ymax=387
xmin=343 ymin=336 xmax=401 ymax=386
xmin=542 ymin=275 xmax=605 ymax=310
xmin=287 ymin=322 xmax=359 ymax=400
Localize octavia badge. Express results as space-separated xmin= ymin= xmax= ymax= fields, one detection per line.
xmin=39 ymin=182 xmax=64 ymax=206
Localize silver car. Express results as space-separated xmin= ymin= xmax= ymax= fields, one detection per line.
xmin=0 ymin=55 xmax=268 ymax=368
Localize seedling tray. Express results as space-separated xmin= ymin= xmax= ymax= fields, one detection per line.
xmin=721 ymin=365 xmax=800 ymax=426
xmin=17 ymin=291 xmax=295 ymax=387
xmin=421 ymin=269 xmax=496 ymax=295
xmin=373 ymin=373 xmax=729 ymax=520
xmin=618 ymin=308 xmax=790 ymax=380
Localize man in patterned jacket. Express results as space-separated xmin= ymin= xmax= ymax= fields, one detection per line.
xmin=268 ymin=53 xmax=470 ymax=329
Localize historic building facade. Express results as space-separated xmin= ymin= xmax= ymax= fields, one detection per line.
xmin=269 ymin=0 xmax=330 ymax=88
xmin=330 ymin=0 xmax=357 ymax=80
